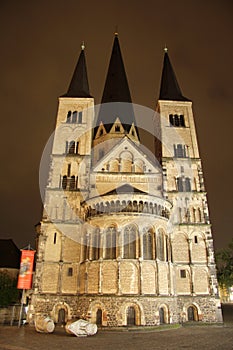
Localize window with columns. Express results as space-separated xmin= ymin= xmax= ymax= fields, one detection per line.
xmin=143 ymin=228 xmax=154 ymax=260
xmin=123 ymin=225 xmax=137 ymax=259
xmin=66 ymin=110 xmax=83 ymax=124
xmin=177 ymin=177 xmax=191 ymax=192
xmin=174 ymin=144 xmax=187 ymax=158
xmin=105 ymin=227 xmax=117 ymax=259
xmin=169 ymin=114 xmax=185 ymax=127
xmin=156 ymin=229 xmax=166 ymax=261
xmin=91 ymin=229 xmax=100 ymax=260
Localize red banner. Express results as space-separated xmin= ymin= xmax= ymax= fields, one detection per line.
xmin=17 ymin=250 xmax=35 ymax=290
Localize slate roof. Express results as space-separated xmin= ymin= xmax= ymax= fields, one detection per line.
xmin=102 ymin=184 xmax=147 ymax=196
xmin=95 ymin=35 xmax=138 ymax=136
xmin=159 ymin=51 xmax=190 ymax=101
xmin=62 ymin=47 xmax=91 ymax=98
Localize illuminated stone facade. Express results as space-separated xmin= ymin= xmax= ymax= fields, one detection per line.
xmin=28 ymin=36 xmax=222 ymax=326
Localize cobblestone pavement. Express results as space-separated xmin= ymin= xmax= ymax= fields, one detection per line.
xmin=0 ymin=304 xmax=232 ymax=350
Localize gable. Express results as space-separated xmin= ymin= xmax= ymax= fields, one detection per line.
xmin=92 ymin=137 xmax=161 ymax=174
xmin=103 ymin=184 xmax=148 ymax=196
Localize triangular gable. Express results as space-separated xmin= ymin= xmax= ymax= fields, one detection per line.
xmin=102 ymin=184 xmax=147 ymax=196
xmin=93 ymin=136 xmax=160 ymax=173
xmin=109 ymin=117 xmax=125 ymax=134
xmin=95 ymin=122 xmax=107 ymax=138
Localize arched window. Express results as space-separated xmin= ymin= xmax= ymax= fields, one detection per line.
xmin=62 ymin=175 xmax=67 ymax=190
xmin=143 ymin=229 xmax=153 ymax=260
xmin=177 ymin=144 xmax=186 ymax=157
xmin=69 ymin=175 xmax=76 ymax=190
xmin=123 ymin=225 xmax=137 ymax=259
xmin=72 ymin=111 xmax=77 ymax=123
xmin=82 ymin=234 xmax=88 ymax=261
xmin=185 ymin=178 xmax=191 ymax=192
xmin=174 ymin=114 xmax=179 ymax=126
xmin=180 ymin=115 xmax=185 ymax=127
xmin=133 ymin=201 xmax=138 ymax=212
xmin=169 ymin=114 xmax=174 ymax=126
xmin=105 ymin=227 xmax=116 ymax=259
xmin=76 ymin=142 xmax=79 ymax=154
xmin=157 ymin=229 xmax=166 ymax=261
xmin=78 ymin=111 xmax=83 ymax=123
xmin=66 ymin=111 xmax=71 ymax=123
xmin=68 ymin=141 xmax=75 ymax=154
xmin=177 ymin=177 xmax=183 ymax=192
xmin=91 ymin=229 xmax=100 ymax=260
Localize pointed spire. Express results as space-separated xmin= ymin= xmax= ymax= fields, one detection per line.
xmin=159 ymin=49 xmax=190 ymax=101
xmin=63 ymin=43 xmax=91 ymax=98
xmin=101 ymin=34 xmax=132 ymax=104
xmin=94 ymin=35 xmax=138 ymax=138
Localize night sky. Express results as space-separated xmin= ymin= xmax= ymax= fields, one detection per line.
xmin=0 ymin=0 xmax=232 ymax=251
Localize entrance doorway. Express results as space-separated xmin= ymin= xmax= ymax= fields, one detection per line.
xmin=127 ymin=306 xmax=136 ymax=326
xmin=96 ymin=309 xmax=102 ymax=326
xmin=58 ymin=308 xmax=66 ymax=325
xmin=187 ymin=305 xmax=198 ymax=321
xmin=159 ymin=307 xmax=165 ymax=324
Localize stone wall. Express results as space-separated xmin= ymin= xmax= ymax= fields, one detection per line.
xmin=28 ymin=294 xmax=222 ymax=326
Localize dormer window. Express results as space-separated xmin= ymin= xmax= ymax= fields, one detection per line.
xmin=115 ymin=125 xmax=120 ymax=132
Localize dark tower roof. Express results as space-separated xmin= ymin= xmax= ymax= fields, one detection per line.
xmin=159 ymin=50 xmax=190 ymax=101
xmin=62 ymin=44 xmax=91 ymax=98
xmin=101 ymin=34 xmax=132 ymax=104
xmin=95 ymin=34 xmax=138 ymax=136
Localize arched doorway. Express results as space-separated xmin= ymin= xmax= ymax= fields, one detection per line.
xmin=58 ymin=308 xmax=66 ymax=325
xmin=159 ymin=307 xmax=165 ymax=324
xmin=96 ymin=309 xmax=102 ymax=326
xmin=127 ymin=306 xmax=136 ymax=326
xmin=187 ymin=305 xmax=198 ymax=321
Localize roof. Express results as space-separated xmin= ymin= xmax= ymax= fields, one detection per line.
xmin=102 ymin=184 xmax=148 ymax=196
xmin=62 ymin=46 xmax=92 ymax=98
xmin=94 ymin=35 xmax=138 ymax=136
xmin=0 ymin=239 xmax=20 ymax=269
xmin=159 ymin=51 xmax=190 ymax=101
xmin=101 ymin=35 xmax=132 ymax=104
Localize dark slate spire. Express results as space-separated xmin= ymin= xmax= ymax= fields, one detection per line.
xmin=63 ymin=43 xmax=91 ymax=98
xmin=95 ymin=34 xmax=138 ymax=136
xmin=101 ymin=34 xmax=132 ymax=104
xmin=159 ymin=49 xmax=190 ymax=101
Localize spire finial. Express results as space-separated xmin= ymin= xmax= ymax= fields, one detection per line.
xmin=81 ymin=41 xmax=85 ymax=50
xmin=115 ymin=25 xmax=118 ymax=36
xmin=164 ymin=45 xmax=168 ymax=53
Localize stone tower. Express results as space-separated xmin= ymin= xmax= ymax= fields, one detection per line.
xmin=28 ymin=36 xmax=222 ymax=326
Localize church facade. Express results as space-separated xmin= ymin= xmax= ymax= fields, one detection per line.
xmin=28 ymin=35 xmax=222 ymax=326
